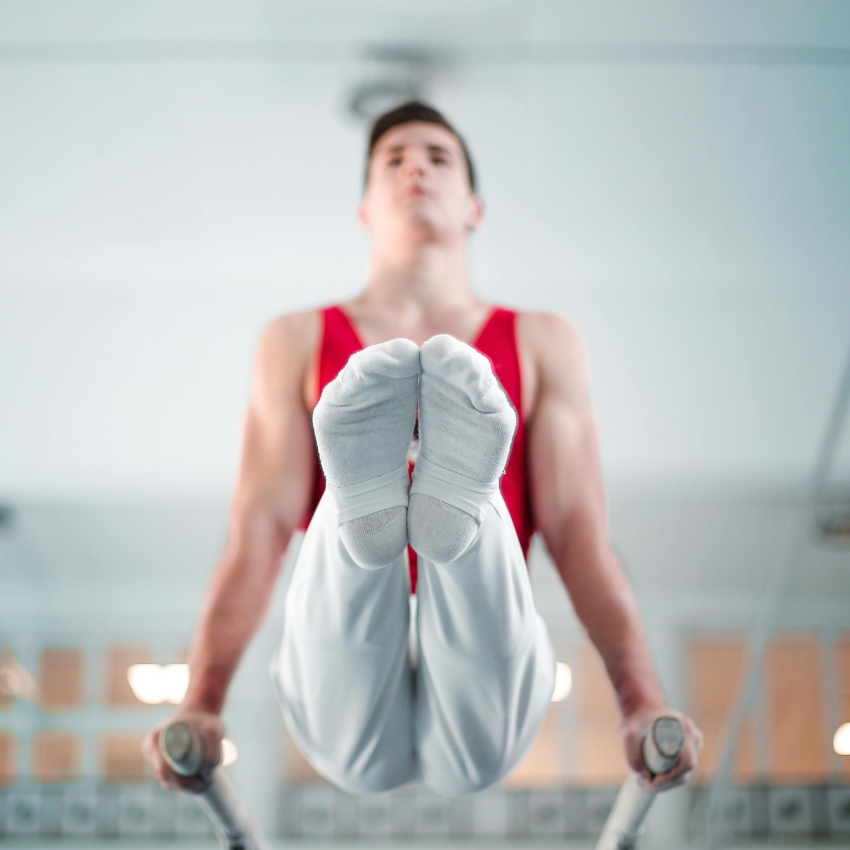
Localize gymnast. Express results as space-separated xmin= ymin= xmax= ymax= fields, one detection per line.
xmin=143 ymin=101 xmax=703 ymax=797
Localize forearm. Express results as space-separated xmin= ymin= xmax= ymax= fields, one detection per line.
xmin=582 ymin=584 xmax=665 ymax=717
xmin=183 ymin=521 xmax=290 ymax=714
xmin=554 ymin=536 xmax=666 ymax=717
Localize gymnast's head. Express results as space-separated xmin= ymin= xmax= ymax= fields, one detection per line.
xmin=358 ymin=101 xmax=484 ymax=245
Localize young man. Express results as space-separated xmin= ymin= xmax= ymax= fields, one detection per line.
xmin=143 ymin=102 xmax=702 ymax=796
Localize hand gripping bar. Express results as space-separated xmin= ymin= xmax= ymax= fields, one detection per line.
xmin=160 ymin=722 xmax=268 ymax=850
xmin=594 ymin=716 xmax=686 ymax=850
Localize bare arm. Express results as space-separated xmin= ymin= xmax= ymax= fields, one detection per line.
xmin=522 ymin=312 xmax=702 ymax=787
xmin=143 ymin=311 xmax=319 ymax=790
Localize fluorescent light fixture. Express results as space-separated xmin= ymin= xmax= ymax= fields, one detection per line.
xmin=551 ymin=661 xmax=573 ymax=703
xmin=834 ymin=722 xmax=850 ymax=756
xmin=221 ymin=738 xmax=238 ymax=767
xmin=127 ymin=664 xmax=189 ymax=705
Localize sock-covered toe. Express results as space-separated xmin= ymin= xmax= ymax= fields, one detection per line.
xmin=409 ymin=334 xmax=517 ymax=563
xmin=313 ymin=338 xmax=420 ymax=568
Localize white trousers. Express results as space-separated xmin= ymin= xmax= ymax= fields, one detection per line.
xmin=272 ymin=487 xmax=555 ymax=797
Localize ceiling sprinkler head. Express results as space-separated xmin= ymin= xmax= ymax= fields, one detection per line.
xmin=349 ymin=78 xmax=425 ymax=121
xmin=347 ymin=43 xmax=436 ymax=121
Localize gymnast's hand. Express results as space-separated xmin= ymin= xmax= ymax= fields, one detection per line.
xmin=620 ymin=707 xmax=704 ymax=792
xmin=142 ymin=710 xmax=225 ymax=794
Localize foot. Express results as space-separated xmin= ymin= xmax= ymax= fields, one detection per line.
xmin=409 ymin=335 xmax=516 ymax=563
xmin=313 ymin=339 xmax=420 ymax=568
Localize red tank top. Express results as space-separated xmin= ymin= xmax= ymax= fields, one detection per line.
xmin=302 ymin=305 xmax=533 ymax=592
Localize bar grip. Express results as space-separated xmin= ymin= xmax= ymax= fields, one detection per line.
xmin=594 ymin=716 xmax=686 ymax=850
xmin=160 ymin=722 xmax=268 ymax=850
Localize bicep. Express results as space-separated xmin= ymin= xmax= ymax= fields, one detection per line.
xmin=529 ymin=392 xmax=639 ymax=624
xmin=233 ymin=399 xmax=315 ymax=541
xmin=229 ymin=318 xmax=318 ymax=555
xmin=522 ymin=317 xmax=601 ymax=554
xmin=528 ymin=392 xmax=607 ymax=563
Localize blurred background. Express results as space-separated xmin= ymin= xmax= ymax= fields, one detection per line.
xmin=1 ymin=1 xmax=849 ymax=847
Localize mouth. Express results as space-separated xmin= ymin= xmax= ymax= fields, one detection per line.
xmin=405 ymin=185 xmax=430 ymax=198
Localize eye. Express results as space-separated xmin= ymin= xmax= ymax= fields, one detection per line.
xmin=388 ymin=157 xmax=402 ymax=166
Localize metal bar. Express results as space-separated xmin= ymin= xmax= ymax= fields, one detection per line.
xmin=595 ymin=716 xmax=686 ymax=850
xmin=161 ymin=722 xmax=268 ymax=850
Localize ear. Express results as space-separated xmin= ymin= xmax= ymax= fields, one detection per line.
xmin=467 ymin=195 xmax=485 ymax=231
xmin=357 ymin=199 xmax=370 ymax=230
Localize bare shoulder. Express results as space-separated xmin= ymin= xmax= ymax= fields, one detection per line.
xmin=518 ymin=310 xmax=586 ymax=357
xmin=517 ymin=310 xmax=589 ymax=405
xmin=257 ymin=309 xmax=320 ymax=359
xmin=252 ymin=309 xmax=321 ymax=407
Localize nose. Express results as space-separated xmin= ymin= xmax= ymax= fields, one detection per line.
xmin=403 ymin=152 xmax=427 ymax=179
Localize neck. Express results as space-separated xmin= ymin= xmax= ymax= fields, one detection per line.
xmin=362 ymin=237 xmax=476 ymax=313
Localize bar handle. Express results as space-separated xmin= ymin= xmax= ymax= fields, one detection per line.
xmin=594 ymin=716 xmax=686 ymax=850
xmin=160 ymin=721 xmax=268 ymax=850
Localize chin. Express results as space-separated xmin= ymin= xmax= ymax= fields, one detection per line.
xmin=401 ymin=211 xmax=442 ymax=237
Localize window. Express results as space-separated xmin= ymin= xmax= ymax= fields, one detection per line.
xmin=504 ymin=704 xmax=562 ymax=787
xmin=688 ymin=630 xmax=833 ymax=785
xmin=39 ymin=648 xmax=86 ymax=713
xmin=30 ymin=730 xmax=83 ymax=783
xmin=577 ymin=645 xmax=629 ymax=786
xmin=280 ymin=724 xmax=326 ymax=784
xmin=0 ymin=648 xmax=17 ymax=712
xmin=97 ymin=731 xmax=150 ymax=783
xmin=838 ymin=631 xmax=850 ymax=780
xmin=687 ymin=636 xmax=757 ymax=782
xmin=0 ymin=730 xmax=19 ymax=786
xmin=102 ymin=644 xmax=154 ymax=708
xmin=766 ymin=633 xmax=829 ymax=783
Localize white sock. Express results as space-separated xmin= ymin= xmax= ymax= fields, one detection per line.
xmin=409 ymin=334 xmax=517 ymax=563
xmin=313 ymin=339 xmax=420 ymax=568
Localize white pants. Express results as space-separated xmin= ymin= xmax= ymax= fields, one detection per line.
xmin=272 ymin=487 xmax=555 ymax=797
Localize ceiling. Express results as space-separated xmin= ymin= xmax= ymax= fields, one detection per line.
xmin=1 ymin=0 xmax=849 ymax=497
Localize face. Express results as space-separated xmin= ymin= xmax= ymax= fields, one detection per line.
xmin=359 ymin=122 xmax=483 ymax=243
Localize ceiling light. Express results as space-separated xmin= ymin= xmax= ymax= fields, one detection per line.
xmin=551 ymin=662 xmax=573 ymax=703
xmin=834 ymin=722 xmax=850 ymax=756
xmin=127 ymin=664 xmax=165 ymax=704
xmin=221 ymin=738 xmax=238 ymax=767
xmin=162 ymin=664 xmax=189 ymax=704
xmin=127 ymin=663 xmax=189 ymax=705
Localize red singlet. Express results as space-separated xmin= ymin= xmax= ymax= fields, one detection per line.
xmin=302 ymin=305 xmax=533 ymax=592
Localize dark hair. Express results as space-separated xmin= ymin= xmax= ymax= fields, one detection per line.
xmin=365 ymin=101 xmax=477 ymax=192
